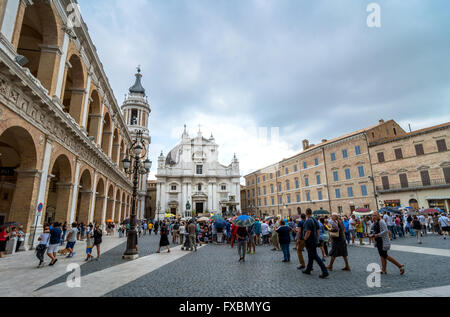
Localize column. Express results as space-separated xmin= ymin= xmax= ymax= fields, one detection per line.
xmin=110 ymin=197 xmax=116 ymax=223
xmin=97 ymin=104 xmax=105 ymax=145
xmin=1 ymin=0 xmax=21 ymax=43
xmin=81 ymin=75 xmax=92 ymax=128
xmin=29 ymin=137 xmax=53 ymax=247
xmin=54 ymin=31 xmax=70 ymax=99
xmin=68 ymin=159 xmax=81 ymax=223
xmin=101 ymin=180 xmax=109 ymax=225
xmin=208 ymin=182 xmax=213 ymax=212
xmin=88 ymin=172 xmax=98 ymax=223
xmin=77 ymin=190 xmax=92 ymax=224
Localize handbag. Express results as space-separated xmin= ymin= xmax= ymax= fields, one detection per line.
xmin=329 ymin=223 xmax=340 ymax=238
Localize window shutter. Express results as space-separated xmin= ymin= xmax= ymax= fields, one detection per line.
xmin=399 ymin=173 xmax=408 ymax=188
xmin=415 ymin=144 xmax=424 ymax=156
xmin=382 ymin=176 xmax=389 ymax=190
xmin=420 ymin=170 xmax=430 ymax=186
xmin=377 ymin=152 xmax=385 ymax=163
xmin=437 ymin=139 xmax=447 ymax=152
xmin=395 ymin=148 xmax=403 ymax=160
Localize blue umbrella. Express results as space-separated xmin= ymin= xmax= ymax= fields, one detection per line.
xmin=214 ymin=219 xmax=227 ymax=229
xmin=233 ymin=215 xmax=255 ymax=227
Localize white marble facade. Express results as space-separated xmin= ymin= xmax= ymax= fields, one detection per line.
xmin=156 ymin=127 xmax=241 ymax=219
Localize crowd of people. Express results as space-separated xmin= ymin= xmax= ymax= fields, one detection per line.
xmin=0 ymin=209 xmax=448 ymax=276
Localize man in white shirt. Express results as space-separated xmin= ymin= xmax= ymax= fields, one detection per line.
xmin=438 ymin=215 xmax=449 ymax=240
xmin=261 ymin=222 xmax=269 ymax=245
xmin=349 ymin=215 xmax=357 ymax=245
xmin=418 ymin=214 xmax=426 ymax=235
xmin=386 ymin=213 xmax=396 ymax=239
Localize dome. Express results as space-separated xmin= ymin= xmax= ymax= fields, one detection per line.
xmin=129 ymin=67 xmax=146 ymax=95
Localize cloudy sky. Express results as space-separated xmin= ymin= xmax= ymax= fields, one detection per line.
xmin=78 ymin=0 xmax=450 ymax=181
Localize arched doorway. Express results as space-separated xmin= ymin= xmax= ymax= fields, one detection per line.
xmin=45 ymin=155 xmax=72 ymax=224
xmin=409 ymin=199 xmax=419 ymax=210
xmin=62 ymin=54 xmax=86 ymax=124
xmin=86 ymin=89 xmax=101 ymax=142
xmin=101 ymin=112 xmax=112 ymax=155
xmin=0 ymin=126 xmax=38 ymax=230
xmin=93 ymin=178 xmax=105 ymax=225
xmin=16 ymin=1 xmax=60 ymax=94
xmin=75 ymin=169 xmax=92 ymax=224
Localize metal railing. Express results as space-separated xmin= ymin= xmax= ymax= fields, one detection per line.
xmin=377 ymin=178 xmax=450 ymax=192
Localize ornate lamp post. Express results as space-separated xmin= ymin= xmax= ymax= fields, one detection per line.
xmin=122 ymin=130 xmax=152 ymax=260
xmin=186 ymin=201 xmax=191 ymax=218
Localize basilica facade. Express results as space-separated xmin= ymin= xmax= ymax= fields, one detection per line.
xmin=0 ymin=0 xmax=150 ymax=249
xmin=155 ymin=127 xmax=241 ymax=219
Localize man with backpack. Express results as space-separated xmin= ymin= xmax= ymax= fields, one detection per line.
xmin=302 ymin=209 xmax=329 ymax=279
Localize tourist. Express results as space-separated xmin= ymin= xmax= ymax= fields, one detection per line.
xmin=187 ymin=220 xmax=197 ymax=252
xmin=318 ymin=218 xmax=329 ymax=261
xmin=356 ymin=218 xmax=365 ymax=245
xmin=295 ymin=214 xmax=306 ymax=270
xmin=261 ymin=221 xmax=270 ymax=245
xmin=36 ymin=226 xmax=50 ymax=268
xmin=438 ymin=213 xmax=449 ymax=240
xmin=343 ymin=216 xmax=351 ymax=245
xmin=433 ymin=213 xmax=440 ymax=235
xmin=143 ymin=222 xmax=148 ymax=236
xmin=327 ymin=214 xmax=351 ymax=271
xmin=230 ymin=222 xmax=238 ymax=248
xmin=47 ymin=222 xmax=62 ymax=266
xmin=271 ymin=218 xmax=281 ymax=251
xmin=276 ymin=220 xmax=292 ymax=262
xmin=349 ymin=215 xmax=357 ymax=245
xmin=370 ymin=213 xmax=404 ymax=275
xmin=85 ymin=225 xmax=94 ymax=262
xmin=236 ymin=225 xmax=248 ymax=262
xmin=13 ymin=226 xmax=24 ymax=253
xmin=246 ymin=222 xmax=256 ymax=254
xmin=0 ymin=227 xmax=9 ymax=258
xmin=406 ymin=213 xmax=414 ymax=236
xmin=395 ymin=216 xmax=403 ymax=238
xmin=65 ymin=222 xmax=78 ymax=258
xmin=61 ymin=221 xmax=68 ymax=246
xmin=412 ymin=216 xmax=423 ymax=244
xmin=172 ymin=221 xmax=180 ymax=244
xmin=386 ymin=213 xmax=397 ymax=239
xmin=418 ymin=213 xmax=427 ymax=236
xmin=179 ymin=221 xmax=186 ymax=245
xmin=148 ymin=222 xmax=153 ymax=235
xmin=254 ymin=219 xmax=262 ymax=246
xmin=302 ymin=209 xmax=329 ymax=278
xmin=93 ymin=224 xmax=102 ymax=260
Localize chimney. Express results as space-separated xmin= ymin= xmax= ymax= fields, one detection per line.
xmin=322 ymin=139 xmax=328 ymax=143
xmin=379 ymin=119 xmax=385 ymax=124
xmin=302 ymin=139 xmax=310 ymax=150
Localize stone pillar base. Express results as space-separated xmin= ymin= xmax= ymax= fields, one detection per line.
xmin=122 ymin=254 xmax=139 ymax=260
xmin=27 ymin=224 xmax=44 ymax=250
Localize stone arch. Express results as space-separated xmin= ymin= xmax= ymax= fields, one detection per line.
xmin=15 ymin=0 xmax=61 ymax=94
xmin=0 ymin=126 xmax=38 ymax=231
xmin=93 ymin=178 xmax=105 ymax=225
xmin=62 ymin=54 xmax=86 ymax=124
xmin=105 ymin=184 xmax=114 ymax=223
xmin=45 ymin=154 xmax=73 ymax=225
xmin=86 ymin=89 xmax=102 ymax=142
xmin=75 ymin=168 xmax=92 ymax=224
xmin=101 ymin=112 xmax=112 ymax=155
xmin=112 ymin=128 xmax=120 ymax=164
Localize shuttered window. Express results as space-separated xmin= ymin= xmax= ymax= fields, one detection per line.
xmin=420 ymin=170 xmax=431 ymax=186
xmin=415 ymin=144 xmax=424 ymax=156
xmin=377 ymin=152 xmax=385 ymax=163
xmin=399 ymin=173 xmax=408 ymax=188
xmin=437 ymin=139 xmax=447 ymax=152
xmin=395 ymin=148 xmax=403 ymax=160
xmin=382 ymin=176 xmax=389 ymax=190
xmin=444 ymin=167 xmax=450 ymax=184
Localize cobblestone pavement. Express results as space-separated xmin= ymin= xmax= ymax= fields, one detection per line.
xmin=38 ymin=232 xmax=178 ymax=290
xmin=2 ymin=232 xmax=449 ymax=297
xmin=104 ymin=234 xmax=450 ymax=297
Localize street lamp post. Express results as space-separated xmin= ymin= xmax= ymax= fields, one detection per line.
xmin=122 ymin=130 xmax=152 ymax=260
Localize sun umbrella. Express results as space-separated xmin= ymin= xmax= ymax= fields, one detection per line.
xmin=0 ymin=222 xmax=20 ymax=228
xmin=378 ymin=207 xmax=401 ymax=214
xmin=233 ymin=215 xmax=255 ymax=227
xmin=264 ymin=216 xmax=274 ymax=221
xmin=313 ymin=210 xmax=330 ymax=216
xmin=197 ymin=217 xmax=210 ymax=222
xmin=211 ymin=214 xmax=224 ymax=221
xmin=214 ymin=219 xmax=227 ymax=229
xmin=355 ymin=208 xmax=370 ymax=213
xmin=423 ymin=208 xmax=440 ymax=214
xmin=164 ymin=213 xmax=176 ymax=218
xmin=353 ymin=210 xmax=376 ymax=217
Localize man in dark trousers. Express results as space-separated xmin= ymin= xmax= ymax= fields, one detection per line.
xmin=302 ymin=209 xmax=329 ymax=279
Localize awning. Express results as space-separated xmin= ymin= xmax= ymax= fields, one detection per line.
xmin=425 ymin=197 xmax=450 ymax=200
